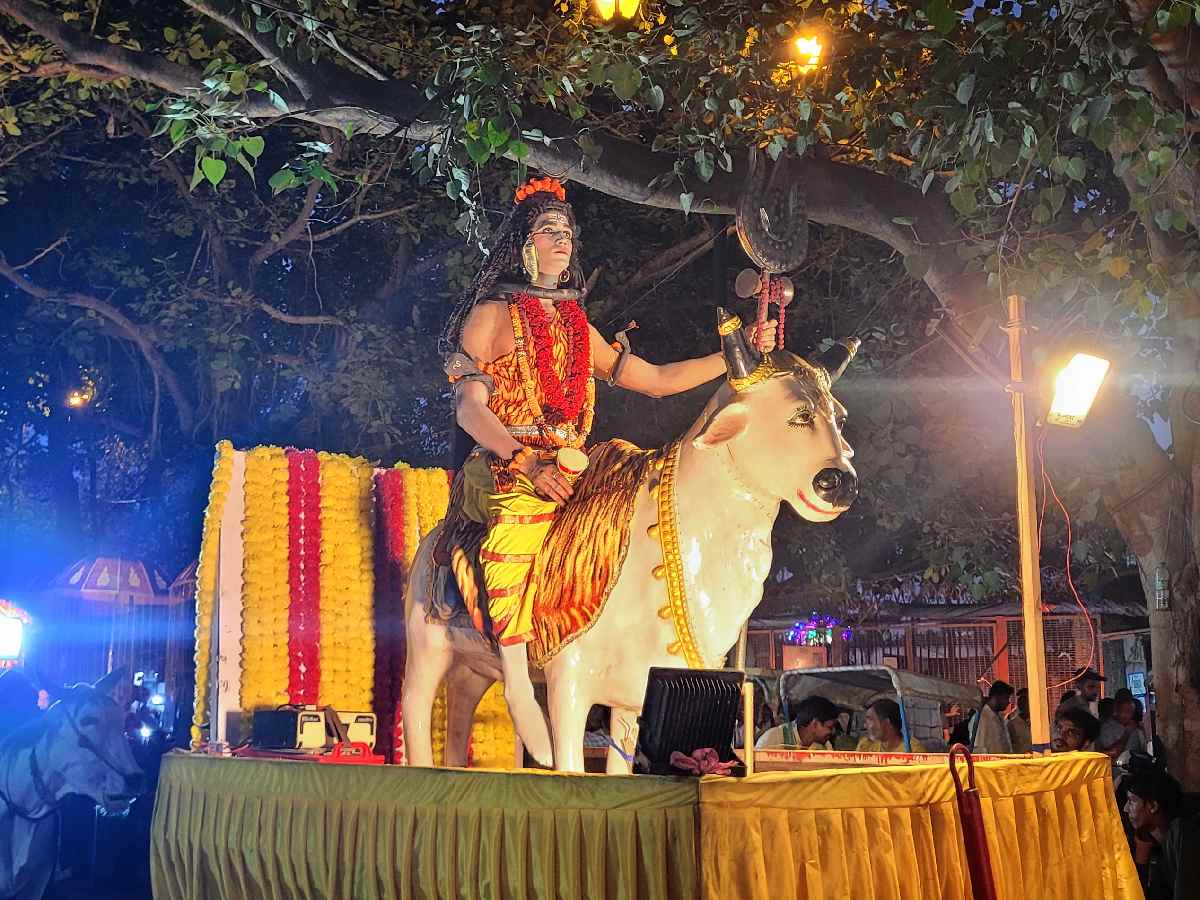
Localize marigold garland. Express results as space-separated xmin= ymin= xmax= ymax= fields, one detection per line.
xmin=470 ymin=683 xmax=517 ymax=768
xmin=191 ymin=440 xmax=234 ymax=748
xmin=316 ymin=453 xmax=375 ymax=712
xmin=516 ymin=294 xmax=591 ymax=426
xmin=240 ymin=446 xmax=291 ymax=714
xmin=286 ymin=449 xmax=321 ymax=704
xmin=514 ymin=175 xmax=566 ymax=204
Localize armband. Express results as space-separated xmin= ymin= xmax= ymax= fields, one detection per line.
xmin=445 ymin=352 xmax=495 ymax=396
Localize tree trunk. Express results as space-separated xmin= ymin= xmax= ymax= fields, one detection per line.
xmin=1098 ymin=414 xmax=1200 ymax=788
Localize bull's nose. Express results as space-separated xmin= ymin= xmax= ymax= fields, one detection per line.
xmin=813 ymin=468 xmax=858 ymax=507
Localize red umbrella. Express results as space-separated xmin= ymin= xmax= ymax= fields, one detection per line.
xmin=949 ymin=744 xmax=999 ymax=900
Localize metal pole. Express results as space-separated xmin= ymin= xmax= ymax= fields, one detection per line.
xmin=736 ymin=624 xmax=755 ymax=774
xmin=1006 ymin=295 xmax=1051 ymax=746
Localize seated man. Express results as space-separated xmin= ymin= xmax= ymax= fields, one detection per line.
xmin=1125 ymin=769 xmax=1200 ymax=900
xmin=756 ymin=696 xmax=842 ymax=750
xmin=855 ymin=698 xmax=927 ymax=753
xmin=1051 ymin=706 xmax=1100 ymax=752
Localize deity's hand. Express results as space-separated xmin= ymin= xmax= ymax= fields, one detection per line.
xmin=526 ymin=458 xmax=574 ymax=504
xmin=743 ymin=318 xmax=778 ymax=353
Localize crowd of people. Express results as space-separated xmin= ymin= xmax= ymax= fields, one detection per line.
xmin=747 ymin=666 xmax=1197 ymax=899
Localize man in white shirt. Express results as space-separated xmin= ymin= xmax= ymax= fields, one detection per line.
xmin=756 ymin=696 xmax=842 ymax=750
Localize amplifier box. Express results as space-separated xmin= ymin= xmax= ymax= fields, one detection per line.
xmin=252 ymin=707 xmax=377 ymax=751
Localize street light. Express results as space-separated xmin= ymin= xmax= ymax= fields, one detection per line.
xmin=1007 ymin=297 xmax=1112 ymax=747
xmin=1047 ymin=353 xmax=1111 ymax=427
xmin=0 ymin=614 xmax=23 ymax=660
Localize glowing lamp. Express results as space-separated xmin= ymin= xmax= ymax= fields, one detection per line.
xmin=793 ymin=35 xmax=823 ymax=71
xmin=1046 ymin=352 xmax=1111 ymax=427
xmin=0 ymin=614 xmax=23 ymax=660
xmin=139 ymin=725 xmax=153 ymax=740
xmin=67 ymin=390 xmax=88 ymax=408
xmin=150 ymin=694 xmax=165 ymax=705
xmin=594 ymin=0 xmax=638 ymax=19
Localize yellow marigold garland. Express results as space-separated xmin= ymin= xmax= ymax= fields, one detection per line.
xmin=191 ymin=440 xmax=234 ymax=749
xmin=317 ymin=452 xmax=375 ymax=711
xmin=470 ymin=683 xmax=516 ymax=769
xmin=240 ymin=446 xmax=291 ymax=714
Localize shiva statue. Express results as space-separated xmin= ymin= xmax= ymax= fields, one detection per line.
xmin=438 ymin=175 xmax=777 ymax=765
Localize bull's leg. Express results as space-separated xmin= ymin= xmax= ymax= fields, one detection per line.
xmin=400 ymin=608 xmax=453 ymax=768
xmin=547 ymin=676 xmax=589 ymax=773
xmin=443 ymin=667 xmax=495 ymax=768
xmin=606 ymin=707 xmax=639 ymax=775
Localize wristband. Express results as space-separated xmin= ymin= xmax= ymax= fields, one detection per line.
xmin=506 ymin=446 xmax=535 ymax=473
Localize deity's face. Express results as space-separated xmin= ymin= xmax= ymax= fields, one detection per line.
xmin=527 ymin=210 xmax=574 ymax=282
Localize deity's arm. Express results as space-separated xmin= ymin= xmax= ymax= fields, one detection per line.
xmin=454 ymin=303 xmax=527 ymax=464
xmin=588 ymin=324 xmax=725 ymax=399
xmin=589 ymin=318 xmax=778 ymax=398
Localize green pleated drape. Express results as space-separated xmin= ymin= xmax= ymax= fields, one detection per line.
xmin=697 ymin=753 xmax=1142 ymax=900
xmin=151 ymin=756 xmax=699 ymax=900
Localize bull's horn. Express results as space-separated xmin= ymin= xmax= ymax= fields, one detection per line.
xmin=717 ymin=306 xmax=761 ymax=384
xmin=813 ymin=338 xmax=861 ymax=383
xmin=93 ymin=667 xmax=127 ymax=696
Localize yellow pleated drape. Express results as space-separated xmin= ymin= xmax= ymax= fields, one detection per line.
xmin=698 ymin=752 xmax=1142 ymax=900
xmin=151 ymin=755 xmax=699 ymax=900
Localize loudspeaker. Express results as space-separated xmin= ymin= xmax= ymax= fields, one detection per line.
xmin=635 ymin=667 xmax=744 ymax=775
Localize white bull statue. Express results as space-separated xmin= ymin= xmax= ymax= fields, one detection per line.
xmin=0 ymin=669 xmax=144 ymax=900
xmin=403 ymin=312 xmax=860 ymax=772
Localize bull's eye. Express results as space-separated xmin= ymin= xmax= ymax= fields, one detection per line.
xmin=788 ymin=406 xmax=815 ymax=429
xmin=80 ymin=716 xmax=99 ymax=728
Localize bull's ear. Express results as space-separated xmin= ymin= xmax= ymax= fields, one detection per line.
xmin=692 ymin=401 xmax=749 ymax=450
xmin=93 ymin=668 xmax=126 ymax=697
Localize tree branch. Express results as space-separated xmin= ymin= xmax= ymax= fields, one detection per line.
xmin=310 ymin=203 xmax=418 ymax=242
xmin=196 ymin=289 xmax=345 ymax=327
xmin=1 ymin=0 xmax=984 ymax=337
xmin=0 ymin=249 xmax=196 ymax=432
xmin=250 ymin=179 xmax=322 ymax=273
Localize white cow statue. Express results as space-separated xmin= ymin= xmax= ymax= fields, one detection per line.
xmin=403 ymin=312 xmax=860 ymax=772
xmin=0 ymin=670 xmax=143 ymax=900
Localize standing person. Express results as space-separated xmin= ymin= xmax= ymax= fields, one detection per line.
xmin=756 ymin=696 xmax=842 ymax=750
xmin=1057 ymin=668 xmax=1104 ymax=718
xmin=440 ymin=175 xmax=776 ymax=763
xmin=1125 ymin=770 xmax=1200 ymax=900
xmin=855 ymin=698 xmax=926 ymax=753
xmin=1006 ymin=687 xmax=1033 ymax=753
xmin=968 ymin=680 xmax=1015 ymax=754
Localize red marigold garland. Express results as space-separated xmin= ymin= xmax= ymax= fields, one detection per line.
xmin=373 ymin=468 xmax=409 ymax=763
xmin=286 ymin=449 xmax=322 ymax=704
xmin=516 ymin=293 xmax=590 ymax=425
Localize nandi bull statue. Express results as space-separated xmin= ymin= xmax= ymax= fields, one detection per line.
xmin=403 ymin=306 xmax=859 ymax=773
xmin=1 ymin=669 xmax=143 ymax=900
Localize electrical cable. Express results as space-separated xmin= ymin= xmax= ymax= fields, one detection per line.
xmin=1037 ymin=430 xmax=1097 ymax=690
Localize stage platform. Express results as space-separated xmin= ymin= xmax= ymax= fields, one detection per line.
xmin=150 ymin=753 xmax=1140 ymax=900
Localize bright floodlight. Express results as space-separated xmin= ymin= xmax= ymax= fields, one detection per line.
xmin=0 ymin=615 xmax=23 ymax=660
xmin=794 ymin=36 xmax=823 ymax=71
xmin=1047 ymin=352 xmax=1111 ymax=427
xmin=594 ymin=0 xmax=616 ymax=18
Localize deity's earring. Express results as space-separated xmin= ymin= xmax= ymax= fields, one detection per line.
xmin=559 ymin=268 xmax=571 ymax=284
xmin=522 ymin=240 xmax=539 ymax=282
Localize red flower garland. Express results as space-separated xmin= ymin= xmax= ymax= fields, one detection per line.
xmin=286 ymin=449 xmax=321 ymax=704
xmin=516 ymin=293 xmax=590 ymax=425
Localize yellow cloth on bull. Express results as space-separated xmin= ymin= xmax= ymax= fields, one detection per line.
xmin=448 ymin=297 xmax=596 ymax=647
xmin=460 ymin=451 xmax=557 ymax=645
